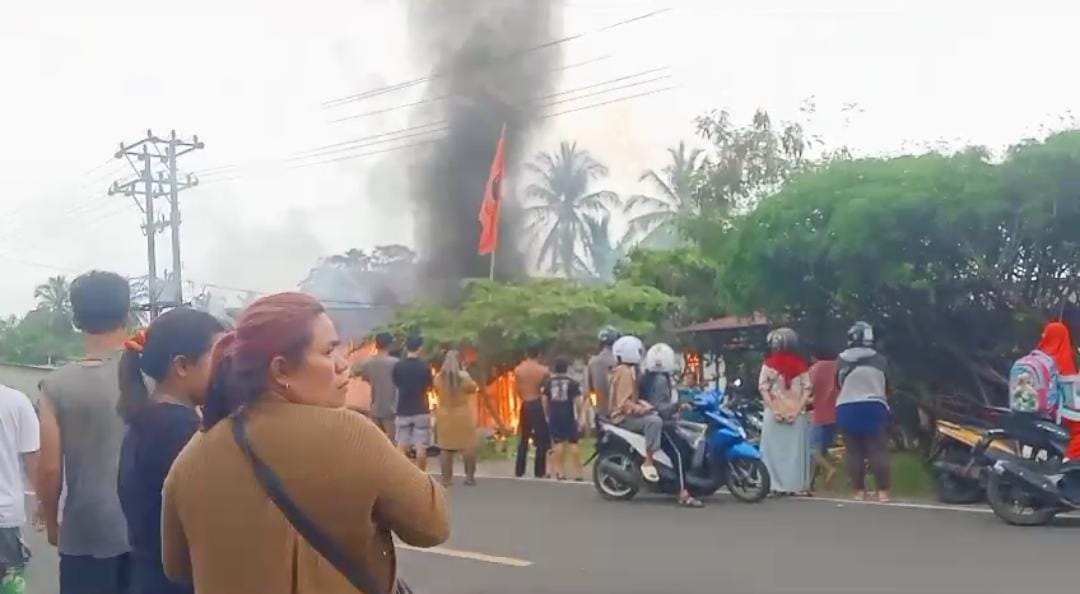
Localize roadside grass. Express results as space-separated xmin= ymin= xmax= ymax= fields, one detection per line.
xmin=476 ymin=436 xmax=935 ymax=499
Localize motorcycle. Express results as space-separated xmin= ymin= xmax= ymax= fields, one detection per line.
xmin=973 ymin=412 xmax=1073 ymax=526
xmin=927 ymin=406 xmax=1013 ymax=504
xmin=590 ymin=388 xmax=770 ymax=503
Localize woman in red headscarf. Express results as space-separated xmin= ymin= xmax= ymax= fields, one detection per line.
xmin=1038 ymin=321 xmax=1080 ymax=458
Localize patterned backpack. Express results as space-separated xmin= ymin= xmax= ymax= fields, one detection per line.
xmin=1008 ymin=350 xmax=1060 ymax=417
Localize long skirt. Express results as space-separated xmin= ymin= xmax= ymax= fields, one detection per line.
xmin=760 ymin=409 xmax=812 ymax=493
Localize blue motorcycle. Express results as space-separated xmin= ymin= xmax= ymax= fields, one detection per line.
xmin=591 ymin=388 xmax=770 ymax=502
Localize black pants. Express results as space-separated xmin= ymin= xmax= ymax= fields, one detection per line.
xmin=515 ymin=400 xmax=550 ymax=478
xmin=60 ymin=553 xmax=131 ymax=594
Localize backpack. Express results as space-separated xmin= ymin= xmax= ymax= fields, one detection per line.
xmin=1008 ymin=350 xmax=1060 ymax=417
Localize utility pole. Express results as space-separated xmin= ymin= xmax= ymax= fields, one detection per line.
xmin=109 ymin=129 xmax=203 ymax=320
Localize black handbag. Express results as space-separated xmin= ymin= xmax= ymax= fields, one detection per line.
xmin=232 ymin=413 xmax=413 ymax=594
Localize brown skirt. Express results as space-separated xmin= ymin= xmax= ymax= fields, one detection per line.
xmin=436 ymin=399 xmax=477 ymax=451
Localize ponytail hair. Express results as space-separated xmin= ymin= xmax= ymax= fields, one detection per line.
xmin=117 ymin=309 xmax=226 ymax=423
xmin=202 ymin=292 xmax=325 ymax=430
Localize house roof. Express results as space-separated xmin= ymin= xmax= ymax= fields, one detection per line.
xmin=676 ymin=312 xmax=770 ymax=334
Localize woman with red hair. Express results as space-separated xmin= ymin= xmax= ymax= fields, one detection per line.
xmin=161 ymin=292 xmax=448 ymax=594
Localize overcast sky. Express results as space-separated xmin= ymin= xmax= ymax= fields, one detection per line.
xmin=1 ymin=0 xmax=1077 ymax=315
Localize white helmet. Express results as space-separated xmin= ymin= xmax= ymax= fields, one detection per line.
xmin=644 ymin=343 xmax=678 ymax=373
xmin=612 ymin=335 xmax=645 ymax=365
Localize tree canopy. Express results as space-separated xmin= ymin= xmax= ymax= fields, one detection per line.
xmin=385 ymin=278 xmax=677 ymax=377
xmin=693 ymin=131 xmax=1080 ymax=403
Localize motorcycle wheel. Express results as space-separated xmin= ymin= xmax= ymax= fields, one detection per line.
xmin=593 ymin=451 xmax=640 ymax=501
xmin=726 ymin=457 xmax=770 ymax=503
xmin=985 ymin=471 xmax=1056 ymax=526
xmin=932 ymin=445 xmax=984 ymax=504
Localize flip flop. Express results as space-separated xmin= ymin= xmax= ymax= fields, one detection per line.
xmin=679 ymin=496 xmax=704 ymax=508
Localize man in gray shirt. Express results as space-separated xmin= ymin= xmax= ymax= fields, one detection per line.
xmin=583 ymin=327 xmax=620 ymax=418
xmin=352 ymin=332 xmax=399 ymax=441
xmin=38 ymin=271 xmax=132 ymax=594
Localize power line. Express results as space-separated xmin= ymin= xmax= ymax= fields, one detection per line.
xmin=198 ymin=67 xmax=671 ymax=180
xmin=321 ymin=7 xmax=671 ymax=108
xmin=201 ymin=84 xmax=678 ymax=185
xmin=326 ymin=54 xmax=614 ymax=124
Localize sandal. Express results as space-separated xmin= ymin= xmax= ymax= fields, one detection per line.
xmin=877 ymin=492 xmax=891 ymax=503
xmin=463 ymin=477 xmax=477 ymax=486
xmin=641 ymin=463 xmax=660 ymax=483
xmin=852 ymin=491 xmax=866 ymax=501
xmin=679 ymin=495 xmax=704 ymax=508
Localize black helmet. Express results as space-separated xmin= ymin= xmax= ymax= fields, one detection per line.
xmin=598 ymin=325 xmax=621 ymax=346
xmin=847 ymin=321 xmax=875 ymax=347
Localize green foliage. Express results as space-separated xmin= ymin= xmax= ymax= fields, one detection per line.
xmin=615 ymin=247 xmax=722 ymax=328
xmin=700 ymin=131 xmax=1080 ymax=403
xmin=524 ymin=141 xmax=619 ymax=278
xmin=385 ymin=279 xmax=677 ymax=376
xmin=624 ymin=141 xmax=707 ymax=248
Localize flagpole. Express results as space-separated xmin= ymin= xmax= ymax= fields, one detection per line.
xmin=489 ymin=250 xmax=496 ymax=282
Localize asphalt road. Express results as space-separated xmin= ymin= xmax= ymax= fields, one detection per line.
xmin=25 ymin=478 xmax=1079 ymax=594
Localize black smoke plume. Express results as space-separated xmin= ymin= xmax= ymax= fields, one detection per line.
xmin=405 ymin=0 xmax=563 ymax=298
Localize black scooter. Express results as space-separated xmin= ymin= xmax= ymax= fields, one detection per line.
xmin=973 ymin=412 xmax=1075 ymax=526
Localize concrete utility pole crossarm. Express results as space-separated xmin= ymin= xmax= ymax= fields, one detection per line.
xmin=108 ymin=129 xmax=204 ymax=320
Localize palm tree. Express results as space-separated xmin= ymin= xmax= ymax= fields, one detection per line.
xmin=34 ymin=275 xmax=73 ymax=334
xmin=582 ymin=213 xmax=633 ymax=282
xmin=624 ymin=141 xmax=706 ymax=248
xmin=524 ymin=141 xmax=618 ymax=277
xmin=34 ymin=276 xmax=70 ymax=313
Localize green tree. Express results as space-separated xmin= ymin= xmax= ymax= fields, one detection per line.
xmin=524 ymin=141 xmax=618 ymax=278
xmin=386 ymin=278 xmax=677 ymax=377
xmin=700 ymin=131 xmax=1080 ymax=405
xmin=33 ymin=275 xmax=71 ymax=331
xmin=624 ymin=141 xmax=706 ymax=248
xmin=614 ymin=246 xmax=723 ymax=328
xmin=582 ymin=213 xmax=633 ymax=282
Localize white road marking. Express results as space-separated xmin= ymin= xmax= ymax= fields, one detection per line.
xmin=797 ymin=495 xmax=993 ymax=514
xmin=397 ymin=544 xmax=533 ymax=567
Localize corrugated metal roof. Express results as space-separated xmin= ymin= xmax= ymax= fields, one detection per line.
xmin=676 ymin=312 xmax=770 ymax=333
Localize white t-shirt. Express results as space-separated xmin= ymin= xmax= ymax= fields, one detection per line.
xmin=0 ymin=384 xmax=40 ymax=528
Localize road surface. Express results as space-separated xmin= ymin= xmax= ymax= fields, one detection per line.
xmin=25 ymin=477 xmax=1077 ymax=593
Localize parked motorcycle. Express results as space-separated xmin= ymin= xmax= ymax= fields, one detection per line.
xmin=927 ymin=406 xmax=1012 ymax=503
xmin=590 ymin=389 xmax=770 ymax=503
xmin=973 ymin=412 xmax=1072 ymax=526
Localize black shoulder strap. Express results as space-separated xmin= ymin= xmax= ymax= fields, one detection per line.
xmin=232 ymin=414 xmax=387 ymax=594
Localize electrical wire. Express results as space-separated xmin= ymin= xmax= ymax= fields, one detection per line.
xmin=321 ymin=7 xmax=672 ymax=108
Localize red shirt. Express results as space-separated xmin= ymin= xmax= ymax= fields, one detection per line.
xmin=808 ymin=359 xmax=840 ymax=425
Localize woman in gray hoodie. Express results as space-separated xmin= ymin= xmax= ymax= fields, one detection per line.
xmin=835 ymin=322 xmax=891 ymax=502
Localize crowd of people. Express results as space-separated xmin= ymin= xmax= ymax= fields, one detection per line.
xmin=0 ymin=267 xmax=1075 ymax=593
xmin=0 ymin=270 xmax=449 ymax=594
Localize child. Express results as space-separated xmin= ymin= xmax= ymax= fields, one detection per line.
xmin=117 ymin=308 xmax=226 ymax=594
xmin=542 ymin=357 xmax=584 ymax=481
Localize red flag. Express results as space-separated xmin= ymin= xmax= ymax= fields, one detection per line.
xmin=477 ymin=124 xmax=506 ymax=256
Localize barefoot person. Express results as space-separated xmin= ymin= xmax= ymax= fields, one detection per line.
xmin=542 ymin=357 xmax=584 ymax=481
xmin=514 ymin=345 xmax=551 ymax=479
xmin=116 ymin=309 xmax=225 ymax=594
xmin=434 ymin=350 xmax=479 ymax=486
xmin=392 ymin=334 xmax=434 ymax=471
xmin=351 ymin=332 xmax=399 ymax=440
xmin=38 ymin=270 xmax=132 ymax=594
xmin=162 ymin=293 xmax=448 ymax=593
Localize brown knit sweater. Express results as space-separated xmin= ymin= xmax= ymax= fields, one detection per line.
xmin=162 ymin=399 xmax=449 ymax=593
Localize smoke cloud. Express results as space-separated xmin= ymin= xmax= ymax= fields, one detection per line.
xmin=404 ymin=0 xmax=563 ymax=297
